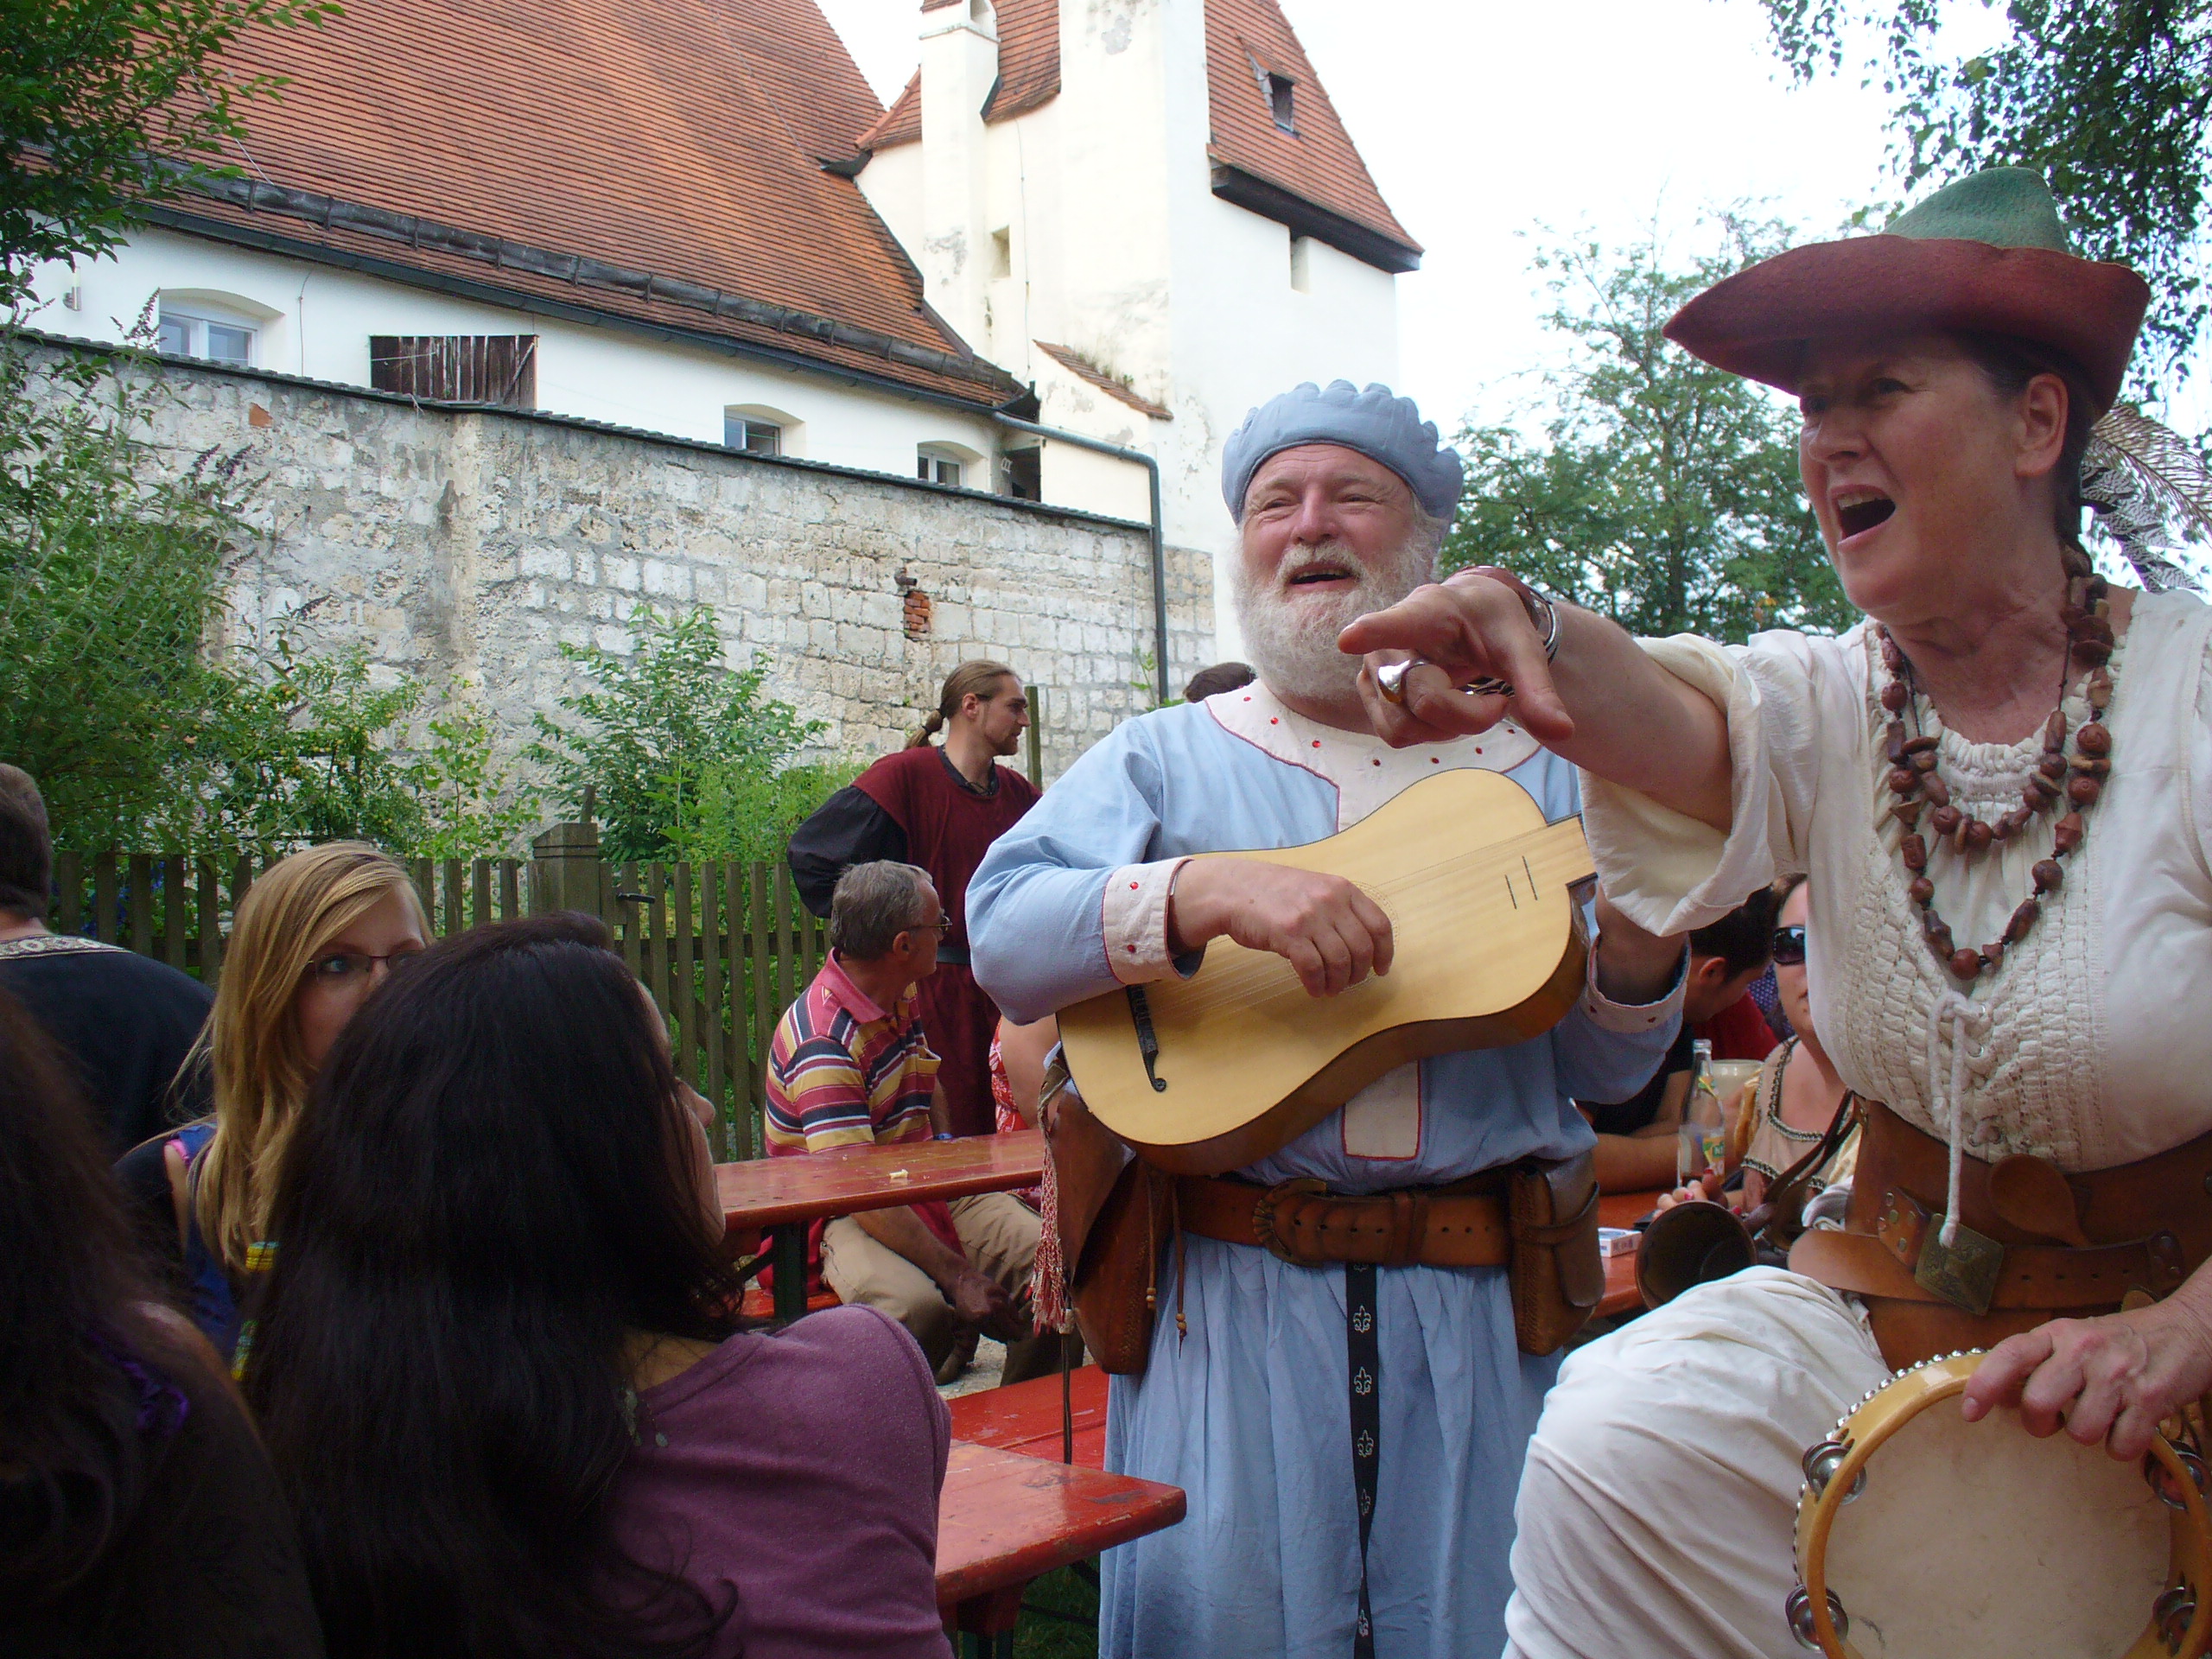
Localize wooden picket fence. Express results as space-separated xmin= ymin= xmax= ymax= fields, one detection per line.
xmin=51 ymin=847 xmax=833 ymax=1161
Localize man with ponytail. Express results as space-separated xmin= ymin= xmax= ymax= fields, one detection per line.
xmin=788 ymin=662 xmax=1037 ymax=1137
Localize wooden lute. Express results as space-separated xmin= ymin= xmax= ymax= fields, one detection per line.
xmin=1057 ymin=767 xmax=1597 ymax=1175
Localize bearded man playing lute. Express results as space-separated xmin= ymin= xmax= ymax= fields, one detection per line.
xmin=968 ymin=381 xmax=1684 ymax=1659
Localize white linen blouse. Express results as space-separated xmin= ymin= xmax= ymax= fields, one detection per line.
xmin=1581 ymin=588 xmax=2212 ymax=1173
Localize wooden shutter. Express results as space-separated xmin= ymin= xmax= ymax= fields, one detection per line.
xmin=368 ymin=335 xmax=538 ymax=407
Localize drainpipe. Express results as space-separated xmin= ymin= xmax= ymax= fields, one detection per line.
xmin=991 ymin=406 xmax=1169 ymax=706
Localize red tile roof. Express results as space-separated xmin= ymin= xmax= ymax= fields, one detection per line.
xmin=857 ymin=0 xmax=1411 ymax=275
xmin=985 ymin=0 xmax=1064 ymax=122
xmin=175 ymin=0 xmax=1018 ymax=404
xmin=1034 ymin=341 xmax=1173 ymax=420
xmin=858 ymin=0 xmax=1059 ymax=151
xmin=1204 ymin=0 xmax=1420 ymax=271
xmin=858 ymin=73 xmax=923 ymax=150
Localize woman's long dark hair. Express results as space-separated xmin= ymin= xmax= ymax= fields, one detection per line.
xmin=0 ymin=988 xmax=182 ymax=1598
xmin=244 ymin=914 xmax=745 ymax=1659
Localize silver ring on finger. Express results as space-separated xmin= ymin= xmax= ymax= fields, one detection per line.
xmin=1376 ymin=656 xmax=1515 ymax=705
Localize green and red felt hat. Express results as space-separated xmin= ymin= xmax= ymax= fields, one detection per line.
xmin=1664 ymin=168 xmax=2150 ymax=414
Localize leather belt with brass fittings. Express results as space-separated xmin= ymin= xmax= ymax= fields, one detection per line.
xmin=1175 ymin=1174 xmax=1512 ymax=1270
xmin=1791 ymin=1185 xmax=2186 ymax=1317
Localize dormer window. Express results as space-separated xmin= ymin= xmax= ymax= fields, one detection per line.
xmin=1266 ymin=72 xmax=1296 ymax=133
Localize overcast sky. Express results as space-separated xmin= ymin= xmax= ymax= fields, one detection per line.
xmin=812 ymin=0 xmax=1953 ymax=431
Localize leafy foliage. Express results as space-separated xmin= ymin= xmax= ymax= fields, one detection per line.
xmin=0 ymin=326 xmax=238 ymax=842
xmin=195 ymin=641 xmax=540 ymax=855
xmin=1758 ymin=0 xmax=2212 ymax=381
xmin=659 ymin=760 xmax=860 ymax=866
xmin=1445 ymin=219 xmax=1856 ymax=643
xmin=2 ymin=329 xmax=538 ymax=852
xmin=0 ymin=0 xmax=337 ymax=301
xmin=530 ymin=605 xmax=823 ymax=862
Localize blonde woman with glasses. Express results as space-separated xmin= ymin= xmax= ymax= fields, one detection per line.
xmin=118 ymin=843 xmax=427 ymax=1361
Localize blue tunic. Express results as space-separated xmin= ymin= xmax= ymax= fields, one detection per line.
xmin=969 ymin=684 xmax=1681 ymax=1659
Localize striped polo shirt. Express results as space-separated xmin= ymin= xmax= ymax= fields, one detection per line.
xmin=766 ymin=952 xmax=941 ymax=1155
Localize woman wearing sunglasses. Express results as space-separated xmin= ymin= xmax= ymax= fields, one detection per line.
xmin=1656 ymin=879 xmax=1858 ymax=1220
xmin=1736 ymin=879 xmax=1857 ymax=1212
xmin=118 ymin=842 xmax=427 ymax=1360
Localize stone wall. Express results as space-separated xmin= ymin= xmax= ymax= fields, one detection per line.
xmin=53 ymin=340 xmax=1212 ymax=782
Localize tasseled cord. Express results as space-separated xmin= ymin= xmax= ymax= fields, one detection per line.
xmin=1925 ymin=990 xmax=1979 ymax=1247
xmin=1142 ymin=1173 xmax=1190 ymax=1342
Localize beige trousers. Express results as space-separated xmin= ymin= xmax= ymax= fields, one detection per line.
xmin=821 ymin=1192 xmax=1059 ymax=1383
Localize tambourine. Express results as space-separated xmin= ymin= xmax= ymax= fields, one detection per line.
xmin=1788 ymin=1350 xmax=2212 ymax=1658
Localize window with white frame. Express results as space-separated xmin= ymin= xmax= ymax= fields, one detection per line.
xmin=917 ymin=445 xmax=967 ymax=487
xmin=723 ymin=404 xmax=798 ymax=457
xmin=157 ymin=307 xmax=256 ymax=366
xmin=725 ymin=414 xmax=782 ymax=455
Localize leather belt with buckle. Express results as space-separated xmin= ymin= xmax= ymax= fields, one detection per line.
xmin=1175 ymin=1175 xmax=1513 ymax=1270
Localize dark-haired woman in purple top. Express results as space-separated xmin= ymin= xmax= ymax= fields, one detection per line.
xmin=246 ymin=912 xmax=950 ymax=1659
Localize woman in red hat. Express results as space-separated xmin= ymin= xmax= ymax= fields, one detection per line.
xmin=1343 ymin=169 xmax=2212 ymax=1656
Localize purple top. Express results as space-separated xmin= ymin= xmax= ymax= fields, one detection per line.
xmin=608 ymin=1305 xmax=951 ymax=1659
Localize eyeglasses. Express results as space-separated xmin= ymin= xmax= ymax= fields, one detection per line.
xmin=1770 ymin=925 xmax=1808 ymax=967
xmin=302 ymin=946 xmax=424 ymax=983
xmin=913 ymin=918 xmax=955 ymax=937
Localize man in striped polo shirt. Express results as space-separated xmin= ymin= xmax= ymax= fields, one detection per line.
xmin=766 ymin=861 xmax=1051 ymax=1385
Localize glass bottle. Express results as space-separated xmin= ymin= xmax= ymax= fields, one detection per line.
xmin=1678 ymin=1038 xmax=1726 ymax=1186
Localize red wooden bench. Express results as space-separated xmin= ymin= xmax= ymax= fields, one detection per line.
xmin=936 ymin=1439 xmax=1183 ymax=1659
xmin=947 ymin=1364 xmax=1110 ymax=1469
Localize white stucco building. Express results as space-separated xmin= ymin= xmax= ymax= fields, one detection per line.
xmin=27 ymin=0 xmax=1414 ymax=676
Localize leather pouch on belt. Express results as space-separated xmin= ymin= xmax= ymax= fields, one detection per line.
xmin=1508 ymin=1149 xmax=1603 ymax=1355
xmin=1047 ymin=1076 xmax=1167 ymax=1376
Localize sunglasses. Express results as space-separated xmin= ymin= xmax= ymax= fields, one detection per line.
xmin=1770 ymin=925 xmax=1808 ymax=967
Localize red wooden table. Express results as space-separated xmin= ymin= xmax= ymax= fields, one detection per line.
xmin=1596 ymin=1189 xmax=1663 ymax=1320
xmin=949 ymin=1364 xmax=1111 ymax=1470
xmin=937 ymin=1439 xmax=1184 ymax=1659
xmin=716 ymin=1130 xmax=1046 ymax=1321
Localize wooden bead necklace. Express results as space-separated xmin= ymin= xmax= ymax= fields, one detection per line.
xmin=1877 ymin=549 xmax=2115 ymax=984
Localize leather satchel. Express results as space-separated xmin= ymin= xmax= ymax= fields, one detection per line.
xmin=1506 ymin=1150 xmax=1605 ymax=1354
xmin=1044 ymin=1060 xmax=1167 ymax=1374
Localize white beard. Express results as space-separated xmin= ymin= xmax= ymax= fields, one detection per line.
xmin=1232 ymin=536 xmax=1434 ymax=706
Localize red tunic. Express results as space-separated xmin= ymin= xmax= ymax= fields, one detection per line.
xmin=791 ymin=745 xmax=1038 ymax=1137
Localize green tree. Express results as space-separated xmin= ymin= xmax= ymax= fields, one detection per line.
xmin=1 ymin=334 xmax=537 ymax=854
xmin=661 ymin=760 xmax=860 ymax=866
xmin=530 ymin=604 xmax=823 ymax=862
xmin=1446 ymin=219 xmax=1856 ymax=643
xmin=1758 ymin=0 xmax=2212 ymax=379
xmin=195 ymin=640 xmax=540 ymax=855
xmin=2 ymin=0 xmax=335 ymax=300
xmin=0 ymin=331 xmax=238 ymax=842
xmin=408 ymin=706 xmax=543 ymax=860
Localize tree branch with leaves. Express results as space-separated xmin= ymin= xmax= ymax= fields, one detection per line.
xmin=2 ymin=0 xmax=338 ymax=301
xmin=1445 ymin=217 xmax=1855 ymax=643
xmin=1759 ymin=0 xmax=2212 ymax=383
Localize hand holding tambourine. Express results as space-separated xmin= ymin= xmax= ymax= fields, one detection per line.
xmin=1965 ymin=1290 xmax=2212 ymax=1460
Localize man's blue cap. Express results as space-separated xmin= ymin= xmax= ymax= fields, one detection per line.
xmin=1221 ymin=380 xmax=1465 ymax=523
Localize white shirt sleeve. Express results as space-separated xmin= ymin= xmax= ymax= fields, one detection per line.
xmin=1578 ymin=628 xmax=1845 ymax=937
